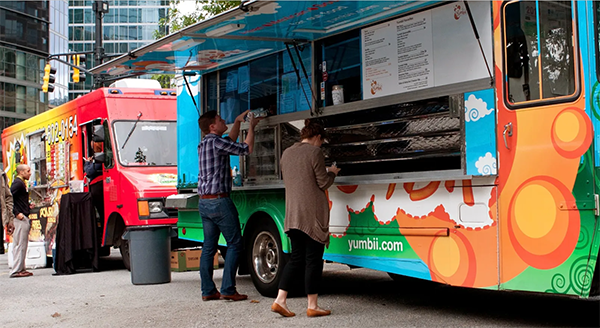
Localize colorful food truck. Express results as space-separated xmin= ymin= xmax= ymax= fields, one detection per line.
xmin=1 ymin=85 xmax=178 ymax=269
xmin=92 ymin=0 xmax=600 ymax=298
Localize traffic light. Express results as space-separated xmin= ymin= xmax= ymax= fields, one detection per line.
xmin=72 ymin=54 xmax=86 ymax=83
xmin=42 ymin=64 xmax=56 ymax=93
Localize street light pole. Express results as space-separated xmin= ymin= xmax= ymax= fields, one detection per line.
xmin=93 ymin=1 xmax=109 ymax=88
xmin=93 ymin=1 xmax=109 ymax=65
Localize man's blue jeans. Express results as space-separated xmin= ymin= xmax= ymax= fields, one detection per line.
xmin=198 ymin=197 xmax=243 ymax=297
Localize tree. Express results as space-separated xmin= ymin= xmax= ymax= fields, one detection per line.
xmin=152 ymin=73 xmax=175 ymax=89
xmin=154 ymin=0 xmax=241 ymax=39
xmin=152 ymin=1 xmax=240 ymax=87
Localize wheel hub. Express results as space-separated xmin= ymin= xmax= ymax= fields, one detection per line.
xmin=252 ymin=231 xmax=279 ymax=284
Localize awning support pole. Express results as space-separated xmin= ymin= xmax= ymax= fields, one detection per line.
xmin=286 ymin=43 xmax=314 ymax=117
xmin=292 ymin=43 xmax=320 ymax=115
xmin=182 ymin=72 xmax=201 ymax=117
xmin=464 ymin=1 xmax=493 ymax=86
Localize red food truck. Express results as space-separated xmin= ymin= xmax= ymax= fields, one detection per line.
xmin=2 ymin=84 xmax=178 ymax=269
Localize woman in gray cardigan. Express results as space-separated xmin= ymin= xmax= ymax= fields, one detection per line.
xmin=271 ymin=119 xmax=340 ymax=318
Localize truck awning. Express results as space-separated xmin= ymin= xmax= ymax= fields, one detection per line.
xmin=91 ymin=0 xmax=437 ymax=77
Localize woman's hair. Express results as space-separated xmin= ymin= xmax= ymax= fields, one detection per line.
xmin=300 ymin=119 xmax=327 ymax=140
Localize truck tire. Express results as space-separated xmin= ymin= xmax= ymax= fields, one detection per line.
xmin=247 ymin=219 xmax=287 ymax=297
xmin=120 ymin=239 xmax=131 ymax=271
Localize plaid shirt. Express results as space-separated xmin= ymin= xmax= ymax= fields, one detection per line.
xmin=198 ymin=133 xmax=249 ymax=195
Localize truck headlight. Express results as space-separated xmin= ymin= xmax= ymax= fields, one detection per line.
xmin=148 ymin=201 xmax=163 ymax=213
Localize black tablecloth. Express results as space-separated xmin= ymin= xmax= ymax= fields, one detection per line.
xmin=54 ymin=192 xmax=99 ymax=275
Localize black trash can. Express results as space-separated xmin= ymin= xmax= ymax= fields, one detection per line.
xmin=122 ymin=226 xmax=174 ymax=285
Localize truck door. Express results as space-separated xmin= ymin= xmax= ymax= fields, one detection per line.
xmin=496 ymin=1 xmax=594 ymax=294
xmin=584 ymin=0 xmax=600 ymax=297
xmin=80 ymin=120 xmax=101 ymax=173
xmin=80 ymin=119 xmax=104 ymax=243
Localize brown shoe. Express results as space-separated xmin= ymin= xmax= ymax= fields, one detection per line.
xmin=20 ymin=271 xmax=33 ymax=276
xmin=9 ymin=271 xmax=30 ymax=278
xmin=202 ymin=291 xmax=221 ymax=301
xmin=271 ymin=302 xmax=295 ymax=317
xmin=307 ymin=308 xmax=331 ymax=317
xmin=221 ymin=292 xmax=248 ymax=301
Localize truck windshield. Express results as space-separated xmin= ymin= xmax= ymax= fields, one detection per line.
xmin=113 ymin=121 xmax=177 ymax=166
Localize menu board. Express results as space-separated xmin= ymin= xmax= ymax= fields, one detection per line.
xmin=362 ymin=2 xmax=492 ymax=100
xmin=397 ymin=11 xmax=433 ymax=92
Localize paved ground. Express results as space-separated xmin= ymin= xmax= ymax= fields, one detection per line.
xmin=0 ymin=250 xmax=598 ymax=328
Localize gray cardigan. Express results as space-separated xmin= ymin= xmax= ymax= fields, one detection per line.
xmin=280 ymin=142 xmax=336 ymax=246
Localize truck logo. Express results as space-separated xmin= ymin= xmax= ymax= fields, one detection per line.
xmin=370 ymin=80 xmax=382 ymax=95
xmin=150 ymin=173 xmax=177 ymax=186
xmin=454 ymin=4 xmax=467 ymax=20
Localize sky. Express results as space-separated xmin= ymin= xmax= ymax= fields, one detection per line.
xmin=175 ymin=0 xmax=197 ymax=15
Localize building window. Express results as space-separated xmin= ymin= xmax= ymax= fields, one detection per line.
xmin=104 ymin=26 xmax=114 ymax=40
xmin=105 ymin=43 xmax=114 ymax=54
xmin=119 ymin=8 xmax=128 ymax=23
xmin=73 ymin=9 xmax=83 ymax=24
xmin=104 ymin=10 xmax=115 ymax=23
xmin=85 ymin=8 xmax=94 ymax=23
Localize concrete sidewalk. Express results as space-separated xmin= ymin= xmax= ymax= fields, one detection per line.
xmin=0 ymin=250 xmax=351 ymax=328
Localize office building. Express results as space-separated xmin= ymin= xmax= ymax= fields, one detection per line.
xmin=0 ymin=1 xmax=50 ymax=147
xmin=50 ymin=0 xmax=70 ymax=107
xmin=68 ymin=0 xmax=170 ymax=99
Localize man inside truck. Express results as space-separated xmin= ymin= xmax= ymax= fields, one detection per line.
xmin=197 ymin=110 xmax=260 ymax=302
xmin=84 ymin=139 xmax=104 ymax=226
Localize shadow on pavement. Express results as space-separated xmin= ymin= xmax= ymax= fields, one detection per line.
xmin=98 ymin=251 xmax=127 ymax=271
xmin=56 ymin=249 xmax=126 ymax=273
xmin=317 ymin=268 xmax=600 ymax=327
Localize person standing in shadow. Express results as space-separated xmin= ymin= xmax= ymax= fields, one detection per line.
xmin=271 ymin=119 xmax=340 ymax=317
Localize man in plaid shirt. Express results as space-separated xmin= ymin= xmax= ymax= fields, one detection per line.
xmin=197 ymin=110 xmax=260 ymax=302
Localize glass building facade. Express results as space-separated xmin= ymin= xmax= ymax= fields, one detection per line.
xmin=49 ymin=0 xmax=70 ymax=107
xmin=0 ymin=1 xmax=50 ymax=150
xmin=68 ymin=0 xmax=169 ymax=99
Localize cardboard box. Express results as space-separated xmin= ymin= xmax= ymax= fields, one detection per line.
xmin=184 ymin=249 xmax=202 ymax=270
xmin=171 ymin=249 xmax=187 ymax=272
xmin=171 ymin=248 xmax=219 ymax=272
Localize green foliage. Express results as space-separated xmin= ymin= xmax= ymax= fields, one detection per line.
xmin=152 ymin=74 xmax=175 ymax=88
xmin=154 ymin=0 xmax=241 ymax=39
xmin=201 ymin=0 xmax=241 ymax=17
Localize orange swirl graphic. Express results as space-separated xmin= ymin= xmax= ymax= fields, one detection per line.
xmin=507 ymin=176 xmax=580 ymax=269
xmin=403 ymin=181 xmax=441 ymax=201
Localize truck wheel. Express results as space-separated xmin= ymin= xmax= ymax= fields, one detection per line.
xmin=120 ymin=239 xmax=131 ymax=271
xmin=247 ymin=220 xmax=287 ymax=297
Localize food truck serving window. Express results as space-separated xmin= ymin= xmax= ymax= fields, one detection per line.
xmin=317 ymin=29 xmax=361 ymax=107
xmin=112 ymin=121 xmax=177 ymax=166
xmin=28 ymin=130 xmax=47 ymax=187
xmin=502 ymin=1 xmax=578 ymax=108
xmin=204 ymin=46 xmax=312 ymax=124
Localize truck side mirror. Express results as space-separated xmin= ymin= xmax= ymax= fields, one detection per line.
xmin=92 ymin=125 xmax=105 ymax=142
xmin=94 ymin=152 xmax=106 ymax=164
